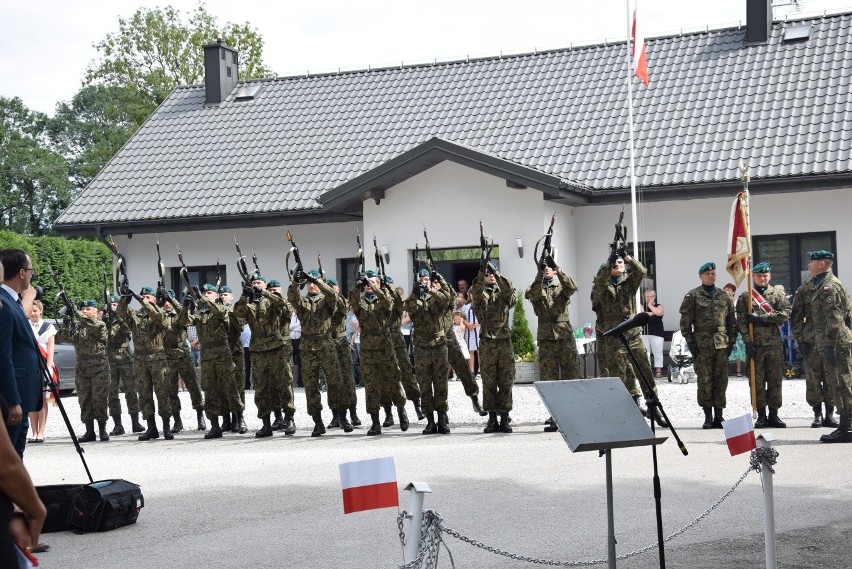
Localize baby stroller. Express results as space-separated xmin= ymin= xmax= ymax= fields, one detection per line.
xmin=668 ymin=330 xmax=697 ymax=384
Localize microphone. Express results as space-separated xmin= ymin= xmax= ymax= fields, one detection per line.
xmin=602 ymin=312 xmax=649 ymax=338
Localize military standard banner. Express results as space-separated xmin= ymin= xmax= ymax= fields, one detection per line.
xmin=726 ymin=190 xmax=751 ymax=287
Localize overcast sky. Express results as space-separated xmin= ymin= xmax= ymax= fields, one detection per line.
xmin=2 ymin=0 xmax=850 ymax=115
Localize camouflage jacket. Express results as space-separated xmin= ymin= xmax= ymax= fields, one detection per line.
xmin=524 ymin=269 xmax=577 ymax=341
xmin=791 ymin=279 xmax=817 ymax=345
xmin=288 ymin=279 xmax=337 ymax=340
xmin=57 ymin=316 xmax=108 ymax=365
xmin=591 ymin=256 xmax=645 ymax=337
xmin=178 ymin=297 xmax=231 ymax=356
xmin=234 ymin=289 xmax=292 ymax=352
xmin=387 ymin=287 xmax=406 ymax=332
xmin=162 ymin=303 xmax=191 ymax=359
xmin=117 ymin=296 xmax=168 ymax=358
xmin=349 ymin=285 xmax=392 ymax=350
xmin=104 ymin=313 xmax=133 ymax=363
xmin=404 ymin=281 xmax=451 ymax=347
xmin=471 ymin=269 xmax=516 ymax=340
xmin=330 ymin=293 xmax=348 ymax=341
xmin=679 ymin=286 xmax=737 ymax=350
xmin=224 ymin=304 xmax=245 ymax=354
xmin=735 ymin=284 xmax=790 ymax=347
xmin=806 ymin=271 xmax=852 ymax=349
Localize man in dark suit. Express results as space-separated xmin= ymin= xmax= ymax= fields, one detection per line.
xmin=0 ymin=248 xmax=42 ymax=457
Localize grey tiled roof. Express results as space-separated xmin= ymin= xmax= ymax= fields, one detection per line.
xmin=55 ymin=12 xmax=852 ymax=230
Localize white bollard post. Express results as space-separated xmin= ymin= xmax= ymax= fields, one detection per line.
xmin=757 ymin=434 xmax=777 ymax=569
xmin=402 ymin=482 xmax=432 ymax=564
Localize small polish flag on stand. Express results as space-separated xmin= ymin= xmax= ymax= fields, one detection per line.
xmin=722 ymin=414 xmax=757 ymax=456
xmin=340 ymin=457 xmax=399 ymax=514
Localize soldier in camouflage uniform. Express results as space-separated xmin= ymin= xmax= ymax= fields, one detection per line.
xmin=104 ymin=295 xmax=144 ymax=434
xmin=288 ymin=269 xmax=351 ymax=437
xmin=441 ymin=281 xmax=486 ymax=419
xmin=351 ymin=271 xmax=408 ymax=435
xmin=178 ymin=284 xmax=238 ymax=438
xmin=471 ymin=263 xmax=516 ymax=433
xmin=234 ymin=275 xmax=296 ymax=438
xmin=162 ymin=290 xmax=206 ymax=433
xmin=327 ymin=278 xmax=361 ymax=429
xmin=791 ymin=267 xmax=838 ymax=428
xmin=592 ymin=252 xmax=666 ymax=427
xmin=803 ymin=251 xmax=852 ymax=443
xmin=58 ymin=300 xmax=110 ymax=442
xmin=220 ymin=285 xmax=247 ymax=434
xmin=525 ymin=258 xmax=581 ymax=432
xmin=735 ymin=262 xmax=791 ymax=428
xmin=267 ymin=279 xmax=297 ymax=431
xmin=679 ymin=262 xmax=737 ymax=429
xmin=386 ymin=277 xmax=423 ymax=420
xmin=404 ymin=269 xmax=453 ymax=434
xmin=117 ymin=286 xmax=174 ymax=440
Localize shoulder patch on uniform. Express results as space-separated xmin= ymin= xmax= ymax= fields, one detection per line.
xmin=823 ymin=286 xmax=831 ymax=292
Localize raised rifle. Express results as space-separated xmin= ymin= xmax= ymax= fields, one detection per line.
xmin=423 ymin=226 xmax=436 ymax=276
xmin=317 ymin=253 xmax=325 ymax=281
xmin=285 ymin=230 xmax=306 ymax=285
xmin=49 ymin=266 xmax=79 ymax=328
xmin=373 ymin=234 xmax=386 ymax=282
xmin=356 ymin=229 xmax=366 ymax=275
xmin=479 ymin=221 xmax=495 ymax=273
xmin=102 ymin=270 xmax=113 ymax=354
xmin=610 ymin=206 xmax=627 ymax=256
xmin=106 ymin=234 xmax=130 ymax=293
xmin=176 ymin=245 xmax=200 ymax=302
xmin=215 ymin=259 xmax=225 ymax=304
xmin=534 ymin=213 xmax=556 ymax=269
xmin=234 ymin=236 xmax=252 ymax=286
xmin=155 ymin=234 xmax=166 ymax=306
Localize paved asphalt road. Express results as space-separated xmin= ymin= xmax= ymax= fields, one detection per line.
xmin=21 ymin=377 xmax=852 ymax=568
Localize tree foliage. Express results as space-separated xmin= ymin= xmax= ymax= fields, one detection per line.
xmin=511 ymin=293 xmax=536 ymax=357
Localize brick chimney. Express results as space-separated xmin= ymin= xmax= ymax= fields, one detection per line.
xmin=745 ymin=0 xmax=772 ymax=44
xmin=203 ymin=39 xmax=239 ymax=105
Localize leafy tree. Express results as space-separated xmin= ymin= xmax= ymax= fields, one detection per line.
xmin=0 ymin=98 xmax=74 ymax=235
xmin=511 ymin=293 xmax=536 ymax=358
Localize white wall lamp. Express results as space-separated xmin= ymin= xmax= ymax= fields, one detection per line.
xmin=516 ymin=237 xmax=524 ymax=258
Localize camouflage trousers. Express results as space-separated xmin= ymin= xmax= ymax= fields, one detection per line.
xmin=274 ymin=343 xmax=296 ymax=415
xmin=302 ymin=338 xmax=344 ymax=417
xmin=76 ymin=361 xmax=110 ymax=423
xmin=479 ymin=337 xmax=515 ymax=413
xmin=537 ymin=338 xmax=580 ymax=381
xmin=447 ymin=330 xmax=479 ymax=397
xmin=331 ymin=337 xmax=357 ymax=409
xmin=252 ymin=346 xmax=293 ymax=417
xmin=362 ymin=345 xmax=406 ymax=414
xmin=166 ymin=352 xmax=204 ymax=412
xmin=414 ymin=342 xmax=449 ymax=413
xmin=136 ymin=354 xmax=172 ymax=420
xmin=230 ymin=347 xmax=246 ymax=411
xmin=200 ymin=347 xmax=236 ymax=419
xmin=803 ymin=346 xmax=834 ymax=407
xmin=745 ymin=344 xmax=784 ymax=409
xmin=597 ymin=334 xmax=657 ymax=398
xmin=108 ymin=357 xmax=138 ymax=416
xmin=819 ymin=344 xmax=852 ymax=416
xmin=392 ymin=331 xmax=421 ymax=401
xmin=695 ymin=348 xmax=729 ymax=408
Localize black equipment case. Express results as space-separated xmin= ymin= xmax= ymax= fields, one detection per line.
xmin=68 ymin=479 xmax=144 ymax=532
xmin=36 ymin=484 xmax=85 ymax=533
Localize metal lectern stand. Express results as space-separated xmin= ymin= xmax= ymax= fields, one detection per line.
xmin=536 ymin=378 xmax=667 ymax=569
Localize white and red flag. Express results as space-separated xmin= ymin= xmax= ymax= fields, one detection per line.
xmin=722 ymin=414 xmax=757 ymax=456
xmin=339 ymin=457 xmax=399 ymax=514
xmin=726 ymin=191 xmax=751 ymax=287
xmin=631 ymin=0 xmax=649 ymax=86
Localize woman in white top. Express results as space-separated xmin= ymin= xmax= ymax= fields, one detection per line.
xmin=28 ymin=300 xmax=57 ymax=443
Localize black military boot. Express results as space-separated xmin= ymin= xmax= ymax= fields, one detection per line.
xmin=162 ymin=416 xmax=174 ymax=440
xmin=339 ymin=408 xmax=354 ymax=433
xmin=283 ymin=413 xmax=296 ymax=436
xmin=204 ymin=415 xmax=223 ymax=439
xmin=767 ymin=408 xmax=786 ymax=428
xmin=422 ymin=412 xmax=437 ymax=435
xmin=483 ymin=412 xmax=499 ymax=433
xmin=77 ymin=419 xmax=98 ymax=443
xmin=820 ymin=414 xmax=852 ymax=443
xmin=272 ymin=409 xmax=286 ymax=431
xmin=823 ymin=404 xmax=840 ymax=428
xmin=702 ymin=407 xmax=714 ymax=429
xmin=130 ymin=412 xmax=145 ymax=433
xmin=650 ymin=406 xmax=669 ymax=428
xmin=97 ymin=419 xmax=110 ymax=441
xmin=499 ymin=412 xmax=513 ymax=434
xmin=413 ymin=398 xmax=425 ymax=421
xmin=754 ymin=408 xmax=767 ymax=428
xmin=138 ymin=416 xmax=159 ymax=441
xmin=712 ymin=407 xmax=725 ymax=429
xmin=349 ymin=404 xmax=361 ymax=427
xmin=327 ymin=409 xmax=341 ymax=429
xmin=397 ymin=407 xmax=409 ymax=432
xmin=470 ymin=395 xmax=487 ymax=417
xmin=382 ymin=405 xmax=394 ymax=427
xmin=311 ymin=414 xmax=326 ymax=437
xmin=109 ymin=414 xmax=125 ymax=436
xmin=255 ymin=415 xmax=273 ymax=438
xmin=171 ymin=412 xmax=184 ymax=434
xmin=811 ymin=405 xmax=824 ymax=428
xmin=367 ymin=412 xmax=382 ymax=436
xmin=236 ymin=413 xmax=247 ymax=434
xmin=544 ymin=416 xmax=558 ymax=432
xmin=221 ymin=413 xmax=233 ymax=432
xmin=633 ymin=396 xmax=648 ymax=417
xmin=437 ymin=411 xmax=451 ymax=434
xmin=197 ymin=409 xmax=207 ymax=431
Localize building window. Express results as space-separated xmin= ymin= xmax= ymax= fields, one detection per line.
xmin=169 ymin=265 xmax=228 ymax=299
xmin=753 ymin=231 xmax=836 ymax=293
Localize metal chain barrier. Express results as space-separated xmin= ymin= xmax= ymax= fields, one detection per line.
xmin=395 ymin=447 xmax=775 ymax=567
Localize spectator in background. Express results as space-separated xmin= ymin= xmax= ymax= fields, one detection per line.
xmin=459 ymin=292 xmax=481 ymax=378
xmin=27 ymin=300 xmax=56 ymax=443
xmin=451 ymin=312 xmax=471 ymax=378
xmin=400 ymin=310 xmax=413 ymax=363
xmin=188 ymin=325 xmax=200 ymax=368
xmin=724 ymin=283 xmax=746 ymax=377
xmin=240 ymin=323 xmax=252 ymax=389
xmin=289 ymin=313 xmax=302 ymax=388
xmin=641 ymin=290 xmax=666 ymax=378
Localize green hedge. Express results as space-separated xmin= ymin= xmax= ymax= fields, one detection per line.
xmin=511 ymin=291 xmax=536 ymax=358
xmin=0 ymin=230 xmax=112 ymax=317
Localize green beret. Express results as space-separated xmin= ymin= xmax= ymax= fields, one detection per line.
xmin=201 ymin=283 xmax=217 ymax=292
xmin=809 ymin=250 xmax=834 ymax=261
xmin=326 ymin=277 xmax=338 ymax=286
xmin=364 ymin=270 xmax=377 ymax=278
xmin=752 ymin=262 xmax=771 ymax=274
xmin=110 ymin=295 xmax=120 ymax=303
xmin=307 ymin=269 xmax=321 ymax=279
xmin=250 ymin=271 xmax=265 ymax=282
xmin=219 ymin=285 xmax=233 ymax=293
xmin=698 ymin=262 xmax=716 ymax=274
xmin=384 ymin=275 xmax=394 ymax=284
xmin=166 ymin=288 xmax=176 ymax=298
xmin=418 ymin=268 xmax=430 ymax=277
xmin=267 ymin=279 xmax=282 ymax=288
xmin=79 ymin=299 xmax=98 ymax=308
xmin=140 ymin=286 xmax=156 ymax=296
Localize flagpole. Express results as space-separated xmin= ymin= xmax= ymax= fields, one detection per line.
xmin=626 ymin=0 xmax=641 ymax=307
xmin=740 ymin=166 xmax=758 ymax=413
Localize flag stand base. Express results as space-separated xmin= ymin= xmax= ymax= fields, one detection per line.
xmin=402 ymin=481 xmax=432 ymax=564
xmin=757 ymin=434 xmax=777 ymax=569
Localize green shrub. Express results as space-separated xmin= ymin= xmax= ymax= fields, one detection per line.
xmin=511 ymin=291 xmax=536 ymax=359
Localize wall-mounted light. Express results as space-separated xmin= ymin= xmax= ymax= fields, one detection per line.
xmin=516 ymin=237 xmax=524 ymax=258
xmin=381 ymin=243 xmax=390 ymax=264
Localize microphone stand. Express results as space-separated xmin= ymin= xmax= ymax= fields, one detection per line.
xmin=615 ymin=332 xmax=688 ymax=569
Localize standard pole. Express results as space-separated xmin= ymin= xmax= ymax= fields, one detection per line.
xmin=605 ymin=449 xmax=616 ymax=569
xmin=403 ymin=486 xmax=427 ymax=563
xmin=625 ymin=0 xmax=641 ymax=310
xmin=757 ymin=437 xmax=778 ymax=569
